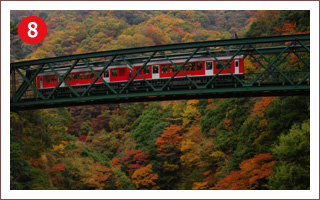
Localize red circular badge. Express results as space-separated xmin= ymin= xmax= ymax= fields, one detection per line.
xmin=18 ymin=16 xmax=47 ymax=44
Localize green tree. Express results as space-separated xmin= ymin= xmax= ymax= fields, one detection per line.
xmin=269 ymin=121 xmax=310 ymax=189
xmin=130 ymin=103 xmax=166 ymax=154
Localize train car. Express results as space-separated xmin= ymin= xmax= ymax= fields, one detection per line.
xmin=36 ymin=55 xmax=244 ymax=91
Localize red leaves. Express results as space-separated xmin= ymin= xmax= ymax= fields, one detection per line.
xmin=155 ymin=124 xmax=182 ymax=154
xmin=212 ymin=153 xmax=277 ymax=190
xmin=53 ymin=163 xmax=65 ymax=171
xmin=111 ymin=149 xmax=149 ymax=178
xmin=78 ymin=135 xmax=87 ymax=142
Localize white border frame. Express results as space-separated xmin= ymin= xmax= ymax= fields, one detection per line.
xmin=2 ymin=1 xmax=319 ymax=199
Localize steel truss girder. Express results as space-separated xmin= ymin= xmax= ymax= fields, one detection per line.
xmin=10 ymin=34 xmax=310 ymax=111
xmin=11 ymin=85 xmax=309 ymax=111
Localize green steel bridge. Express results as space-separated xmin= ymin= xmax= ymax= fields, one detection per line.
xmin=10 ymin=34 xmax=310 ymax=111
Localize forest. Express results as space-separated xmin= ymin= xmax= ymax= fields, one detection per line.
xmin=10 ymin=10 xmax=310 ymax=190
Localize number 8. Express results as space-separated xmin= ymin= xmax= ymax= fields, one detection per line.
xmin=28 ymin=22 xmax=38 ymax=38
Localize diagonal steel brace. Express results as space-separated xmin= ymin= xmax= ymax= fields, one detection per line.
xmin=81 ymin=56 xmax=118 ymax=96
xmin=119 ymin=51 xmax=157 ymax=94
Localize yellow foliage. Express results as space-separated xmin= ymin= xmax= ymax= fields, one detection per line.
xmin=181 ymin=100 xmax=201 ymax=127
xmin=244 ymin=59 xmax=258 ymax=73
xmin=180 ymin=139 xmax=195 ymax=152
xmin=53 ymin=141 xmax=68 ymax=155
xmin=163 ymin=161 xmax=179 ymax=172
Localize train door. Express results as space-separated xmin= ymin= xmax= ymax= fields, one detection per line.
xmin=103 ymin=69 xmax=110 ymax=82
xmin=152 ymin=65 xmax=159 ymax=79
xmin=205 ymin=61 xmax=213 ymax=75
xmin=39 ymin=76 xmax=43 ymax=89
xmin=234 ymin=59 xmax=239 ymax=74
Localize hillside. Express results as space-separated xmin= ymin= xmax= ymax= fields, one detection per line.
xmin=10 ymin=10 xmax=310 ymax=190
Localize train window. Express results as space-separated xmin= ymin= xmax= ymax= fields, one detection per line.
xmin=112 ymin=69 xmax=118 ymax=77
xmin=51 ymin=75 xmax=56 ymax=83
xmin=206 ymin=61 xmax=213 ymax=70
xmin=129 ymin=70 xmax=132 ymax=78
xmin=78 ymin=72 xmax=83 ymax=80
xmin=90 ymin=72 xmax=95 ymax=79
xmin=216 ymin=62 xmax=223 ymax=69
xmin=153 ymin=65 xmax=159 ymax=74
xmin=73 ymin=73 xmax=78 ymax=80
xmin=161 ymin=64 xmax=168 ymax=73
xmin=226 ymin=61 xmax=231 ymax=69
xmin=169 ymin=64 xmax=175 ymax=72
xmin=197 ymin=62 xmax=203 ymax=70
xmin=67 ymin=74 xmax=72 ymax=81
xmin=104 ymin=70 xmax=109 ymax=78
xmin=143 ymin=66 xmax=150 ymax=74
xmin=45 ymin=76 xmax=50 ymax=83
xmin=84 ymin=72 xmax=89 ymax=79
xmin=183 ymin=64 xmax=188 ymax=71
xmin=189 ymin=63 xmax=195 ymax=71
xmin=235 ymin=60 xmax=239 ymax=67
xmin=175 ymin=64 xmax=181 ymax=71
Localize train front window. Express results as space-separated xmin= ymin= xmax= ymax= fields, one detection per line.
xmin=112 ymin=69 xmax=118 ymax=77
xmin=197 ymin=62 xmax=203 ymax=70
xmin=143 ymin=66 xmax=150 ymax=74
xmin=161 ymin=65 xmax=168 ymax=73
xmin=206 ymin=61 xmax=213 ymax=70
xmin=45 ymin=76 xmax=50 ymax=83
xmin=51 ymin=75 xmax=56 ymax=83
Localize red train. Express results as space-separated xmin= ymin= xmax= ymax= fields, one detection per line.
xmin=36 ymin=55 xmax=244 ymax=91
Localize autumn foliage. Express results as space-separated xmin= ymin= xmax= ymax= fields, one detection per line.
xmin=155 ymin=124 xmax=182 ymax=154
xmin=111 ymin=149 xmax=149 ymax=178
xmin=10 ymin=10 xmax=310 ymax=190
xmin=132 ymin=164 xmax=159 ymax=190
xmin=212 ymin=153 xmax=277 ymax=190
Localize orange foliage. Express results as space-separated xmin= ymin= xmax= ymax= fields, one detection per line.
xmin=180 ymin=125 xmax=204 ymax=167
xmin=131 ymin=164 xmax=159 ymax=190
xmin=212 ymin=153 xmax=277 ymax=190
xmin=193 ymin=181 xmax=209 ymax=190
xmin=110 ymin=157 xmax=122 ymax=168
xmin=223 ymin=118 xmax=233 ymax=132
xmin=246 ymin=97 xmax=276 ymax=123
xmin=272 ymin=22 xmax=303 ymax=35
xmin=81 ymin=162 xmax=113 ymax=190
xmin=155 ymin=124 xmax=182 ymax=154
